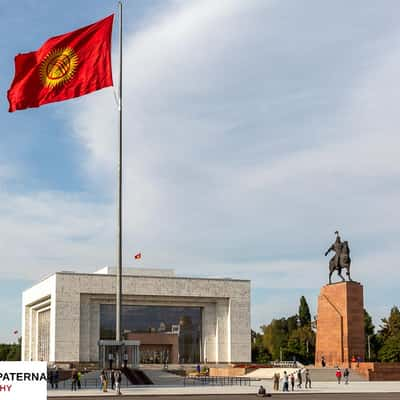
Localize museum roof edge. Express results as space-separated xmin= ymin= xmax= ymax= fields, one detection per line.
xmin=53 ymin=271 xmax=250 ymax=282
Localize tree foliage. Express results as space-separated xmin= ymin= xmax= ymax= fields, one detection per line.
xmin=0 ymin=339 xmax=21 ymax=361
xmin=364 ymin=309 xmax=375 ymax=337
xmin=379 ymin=306 xmax=400 ymax=341
xmin=255 ymin=296 xmax=315 ymax=364
xmin=298 ymin=296 xmax=311 ymax=327
xmin=378 ymin=333 xmax=400 ymax=362
xmin=251 ymin=330 xmax=271 ymax=363
xmin=252 ymin=301 xmax=400 ymax=365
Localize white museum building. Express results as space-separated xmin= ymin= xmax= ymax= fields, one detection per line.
xmin=21 ymin=267 xmax=251 ymax=366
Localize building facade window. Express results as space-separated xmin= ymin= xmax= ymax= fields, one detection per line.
xmin=100 ymin=305 xmax=202 ymax=363
xmin=37 ymin=309 xmax=50 ymax=361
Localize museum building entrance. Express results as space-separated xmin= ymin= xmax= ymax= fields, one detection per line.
xmin=98 ymin=340 xmax=140 ymax=369
xmin=100 ymin=305 xmax=202 ymax=364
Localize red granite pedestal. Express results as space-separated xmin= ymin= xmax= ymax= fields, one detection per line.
xmin=315 ymin=281 xmax=365 ymax=368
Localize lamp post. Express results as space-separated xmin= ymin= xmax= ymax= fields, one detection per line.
xmin=367 ymin=335 xmax=371 ymax=361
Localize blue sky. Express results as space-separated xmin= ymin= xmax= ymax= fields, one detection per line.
xmin=1 ymin=0 xmax=400 ymax=343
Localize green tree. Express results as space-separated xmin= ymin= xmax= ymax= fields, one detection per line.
xmin=251 ymin=330 xmax=271 ymax=363
xmin=261 ymin=318 xmax=289 ymax=360
xmin=0 ymin=339 xmax=21 ymax=361
xmin=364 ymin=308 xmax=381 ymax=361
xmin=364 ymin=309 xmax=375 ymax=336
xmin=378 ymin=333 xmax=400 ymax=362
xmin=261 ymin=297 xmax=315 ymax=363
xmin=298 ymin=296 xmax=311 ymax=328
xmin=379 ymin=306 xmax=400 ymax=341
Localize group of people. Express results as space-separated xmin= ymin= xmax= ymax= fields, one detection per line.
xmin=273 ymin=368 xmax=311 ymax=392
xmin=108 ymin=352 xmax=129 ymax=369
xmin=70 ymin=369 xmax=83 ymax=391
xmin=100 ymin=369 xmax=123 ymax=395
xmin=335 ymin=367 xmax=350 ymax=384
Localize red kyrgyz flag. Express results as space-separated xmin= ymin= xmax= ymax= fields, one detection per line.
xmin=7 ymin=15 xmax=114 ymax=112
xmin=134 ymin=253 xmax=141 ymax=260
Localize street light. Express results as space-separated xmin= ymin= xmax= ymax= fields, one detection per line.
xmin=367 ymin=335 xmax=371 ymax=361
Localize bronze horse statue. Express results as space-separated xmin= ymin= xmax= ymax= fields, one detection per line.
xmin=325 ymin=232 xmax=352 ymax=284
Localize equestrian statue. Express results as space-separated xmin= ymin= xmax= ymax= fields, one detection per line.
xmin=324 ymin=231 xmax=352 ymax=284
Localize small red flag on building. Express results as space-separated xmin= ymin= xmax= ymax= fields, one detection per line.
xmin=134 ymin=253 xmax=141 ymax=260
xmin=7 ymin=15 xmax=114 ymax=112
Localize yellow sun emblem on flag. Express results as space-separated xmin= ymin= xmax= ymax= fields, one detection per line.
xmin=39 ymin=47 xmax=79 ymax=89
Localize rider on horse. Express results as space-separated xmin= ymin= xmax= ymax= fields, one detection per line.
xmin=325 ymin=231 xmax=342 ymax=268
xmin=325 ymin=231 xmax=352 ymax=284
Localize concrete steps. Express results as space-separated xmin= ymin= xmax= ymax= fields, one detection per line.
xmin=141 ymin=367 xmax=186 ymax=386
xmin=308 ymin=367 xmax=367 ymax=382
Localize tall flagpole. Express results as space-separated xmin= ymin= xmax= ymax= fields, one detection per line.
xmin=116 ymin=0 xmax=123 ymax=348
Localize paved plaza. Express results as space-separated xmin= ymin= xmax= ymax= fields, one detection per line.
xmin=48 ymin=380 xmax=400 ymax=398
xmin=47 ymin=393 xmax=400 ymax=400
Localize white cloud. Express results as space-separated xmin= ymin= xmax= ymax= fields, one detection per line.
xmin=64 ymin=1 xmax=400 ymax=327
xmin=0 ymin=191 xmax=114 ymax=280
xmin=2 ymin=1 xmax=400 ymax=337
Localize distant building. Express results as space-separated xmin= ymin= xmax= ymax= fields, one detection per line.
xmin=22 ymin=267 xmax=251 ymax=365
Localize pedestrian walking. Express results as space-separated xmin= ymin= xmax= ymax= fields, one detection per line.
xmin=77 ymin=370 xmax=81 ymax=389
xmin=49 ymin=369 xmax=54 ymax=389
xmin=343 ymin=368 xmax=350 ymax=384
xmin=54 ymin=367 xmax=59 ymax=389
xmin=297 ymin=369 xmax=302 ymax=388
xmin=108 ymin=352 xmax=114 ymax=370
xmin=123 ymin=351 xmax=129 ymax=368
xmin=116 ymin=370 xmax=122 ymax=396
xmin=305 ymin=368 xmax=312 ymax=388
xmin=99 ymin=371 xmax=104 ymax=391
xmin=100 ymin=370 xmax=108 ymax=392
xmin=71 ymin=369 xmax=78 ymax=391
xmin=111 ymin=369 xmax=115 ymax=390
xmin=163 ymin=349 xmax=169 ymax=369
xmin=321 ymin=355 xmax=326 ymax=368
xmin=273 ymin=372 xmax=280 ymax=391
xmin=335 ymin=367 xmax=342 ymax=384
xmin=290 ymin=373 xmax=295 ymax=391
xmin=282 ymin=371 xmax=289 ymax=392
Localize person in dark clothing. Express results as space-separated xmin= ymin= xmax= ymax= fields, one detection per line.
xmin=71 ymin=370 xmax=78 ymax=391
xmin=297 ymin=369 xmax=302 ymax=388
xmin=116 ymin=371 xmax=122 ymax=396
xmin=321 ymin=356 xmax=326 ymax=367
xmin=111 ymin=370 xmax=115 ymax=390
xmin=290 ymin=373 xmax=295 ymax=391
xmin=123 ymin=352 xmax=129 ymax=368
xmin=77 ymin=371 xmax=82 ymax=389
xmin=305 ymin=369 xmax=312 ymax=388
xmin=343 ymin=368 xmax=350 ymax=384
xmin=257 ymin=385 xmax=271 ymax=397
xmin=54 ymin=368 xmax=59 ymax=389
xmin=49 ymin=370 xmax=54 ymax=389
xmin=257 ymin=385 xmax=266 ymax=397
